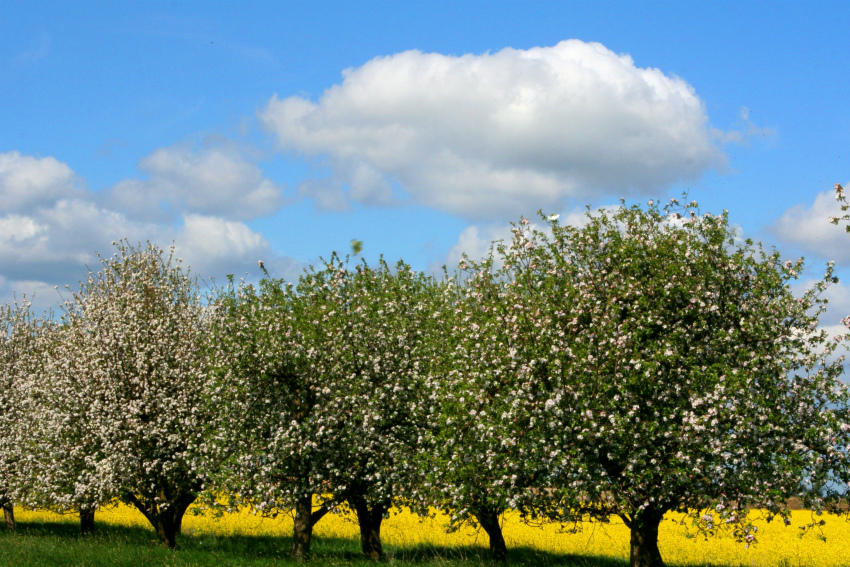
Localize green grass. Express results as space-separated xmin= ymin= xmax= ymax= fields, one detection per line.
xmin=0 ymin=521 xmax=634 ymax=567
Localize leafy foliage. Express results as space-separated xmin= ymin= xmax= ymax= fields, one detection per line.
xmin=208 ymin=255 xmax=449 ymax=558
xmin=444 ymin=201 xmax=849 ymax=566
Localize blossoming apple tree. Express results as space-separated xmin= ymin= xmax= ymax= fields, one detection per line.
xmin=208 ymin=256 xmax=447 ymax=560
xmin=0 ymin=301 xmax=25 ymax=530
xmin=412 ymin=252 xmax=555 ymax=562
xmin=314 ymin=258 xmax=449 ymax=560
xmin=0 ymin=299 xmax=48 ymax=530
xmin=478 ymin=202 xmax=849 ymax=567
xmin=19 ymin=317 xmax=109 ymax=533
xmin=33 ymin=241 xmax=218 ymax=547
xmin=207 ymin=265 xmax=324 ymax=560
xmin=825 ymin=181 xmax=850 ymax=507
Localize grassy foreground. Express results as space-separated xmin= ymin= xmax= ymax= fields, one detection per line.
xmin=1 ymin=505 xmax=849 ymax=566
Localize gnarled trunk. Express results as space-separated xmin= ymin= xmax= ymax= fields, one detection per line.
xmin=475 ymin=505 xmax=507 ymax=563
xmin=623 ymin=507 xmax=665 ymax=567
xmin=125 ymin=491 xmax=197 ymax=549
xmin=350 ymin=494 xmax=387 ymax=560
xmin=291 ymin=493 xmax=329 ymax=560
xmin=2 ymin=502 xmax=14 ymax=530
xmin=79 ymin=505 xmax=96 ymax=534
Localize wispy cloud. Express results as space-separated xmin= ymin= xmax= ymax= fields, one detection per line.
xmin=13 ymin=29 xmax=50 ymax=66
xmin=712 ymin=106 xmax=775 ymax=145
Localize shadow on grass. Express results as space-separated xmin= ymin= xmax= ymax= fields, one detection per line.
xmin=1 ymin=521 xmax=699 ymax=566
xmin=385 ymin=544 xmax=631 ymax=566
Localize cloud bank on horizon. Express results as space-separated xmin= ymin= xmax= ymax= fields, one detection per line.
xmin=262 ymin=40 xmax=725 ymax=219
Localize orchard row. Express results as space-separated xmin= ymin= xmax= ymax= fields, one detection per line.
xmin=2 ymin=194 xmax=850 ymax=567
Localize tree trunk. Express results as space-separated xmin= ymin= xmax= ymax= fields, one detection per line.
xmin=125 ymin=491 xmax=197 ymax=549
xmin=624 ymin=508 xmax=665 ymax=567
xmin=79 ymin=505 xmax=96 ymax=534
xmin=2 ymin=503 xmax=14 ymax=530
xmin=291 ymin=493 xmax=329 ymax=560
xmin=475 ymin=506 xmax=508 ymax=563
xmin=350 ymin=495 xmax=386 ymax=560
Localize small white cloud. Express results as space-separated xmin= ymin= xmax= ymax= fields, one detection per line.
xmin=442 ymin=224 xmax=504 ymax=270
xmin=770 ymin=190 xmax=850 ymax=263
xmin=437 ymin=208 xmax=589 ymax=273
xmin=0 ymin=198 xmax=155 ymax=284
xmin=174 ymin=215 xmax=268 ymax=275
xmin=0 ymin=151 xmax=80 ymax=213
xmin=105 ymin=140 xmax=285 ymax=221
xmin=262 ymin=40 xmax=725 ymax=220
xmin=823 ymin=282 xmax=850 ymax=329
xmin=787 ymin=278 xmax=850 ymax=371
xmin=0 ymin=215 xmax=45 ymax=244
xmin=713 ymin=106 xmax=774 ymax=146
xmin=173 ymin=215 xmax=305 ymax=283
xmin=0 ymin=276 xmax=64 ymax=315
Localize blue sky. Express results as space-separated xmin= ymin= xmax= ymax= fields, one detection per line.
xmin=1 ymin=1 xmax=849 ymax=328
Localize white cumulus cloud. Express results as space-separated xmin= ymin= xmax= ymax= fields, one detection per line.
xmin=261 ymin=40 xmax=725 ymax=219
xmin=790 ymin=279 xmax=850 ymax=371
xmin=173 ymin=214 xmax=303 ymax=282
xmin=440 ymin=224 xmax=505 ymax=272
xmin=105 ymin=140 xmax=285 ymax=221
xmin=0 ymin=151 xmax=81 ymax=213
xmin=770 ymin=189 xmax=850 ymax=263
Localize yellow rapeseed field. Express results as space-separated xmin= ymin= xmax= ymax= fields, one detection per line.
xmin=14 ymin=504 xmax=850 ymax=565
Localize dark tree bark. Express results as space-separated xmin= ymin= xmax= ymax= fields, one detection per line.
xmin=350 ymin=494 xmax=387 ymax=560
xmin=622 ymin=507 xmax=666 ymax=567
xmin=475 ymin=505 xmax=508 ymax=563
xmin=125 ymin=490 xmax=197 ymax=549
xmin=2 ymin=502 xmax=14 ymax=530
xmin=79 ymin=505 xmax=96 ymax=534
xmin=291 ymin=493 xmax=329 ymax=560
